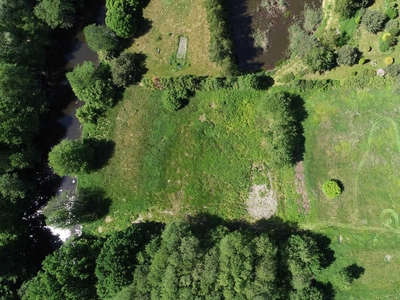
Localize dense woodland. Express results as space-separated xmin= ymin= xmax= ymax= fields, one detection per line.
xmin=1 ymin=0 xmax=393 ymax=298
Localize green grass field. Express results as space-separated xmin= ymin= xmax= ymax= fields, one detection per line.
xmin=128 ymin=0 xmax=220 ymax=76
xmin=80 ymin=87 xmax=287 ymax=233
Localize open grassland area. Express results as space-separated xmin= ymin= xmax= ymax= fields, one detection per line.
xmin=129 ymin=0 xmax=219 ymax=76
xmin=303 ymin=86 xmax=400 ymax=229
xmin=313 ymin=226 xmax=400 ymax=299
xmin=80 ymin=86 xmax=289 ymax=233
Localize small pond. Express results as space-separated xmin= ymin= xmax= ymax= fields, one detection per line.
xmin=230 ymin=0 xmax=322 ymax=70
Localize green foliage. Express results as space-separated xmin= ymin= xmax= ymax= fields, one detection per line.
xmin=162 ymin=88 xmax=189 ymax=111
xmin=84 ymin=24 xmax=118 ymax=53
xmin=358 ymin=57 xmax=366 ymax=65
xmin=21 ymin=235 xmax=104 ymax=300
xmin=264 ymin=92 xmax=303 ymax=168
xmin=379 ymin=33 xmax=396 ymax=52
xmin=48 ymin=139 xmax=95 ymax=176
xmin=105 ymin=0 xmax=138 ymax=38
xmin=337 ymin=45 xmax=358 ymax=66
xmin=385 ymin=19 xmax=400 ymax=36
xmin=0 ymin=173 xmax=28 ymax=200
xmin=34 ymin=0 xmax=76 ymax=28
xmin=322 ymin=180 xmax=342 ymax=199
xmin=386 ymin=7 xmax=398 ymax=19
xmin=205 ymin=0 xmax=237 ymax=74
xmin=289 ymin=23 xmax=334 ymax=72
xmin=66 ymin=62 xmax=117 ymax=124
xmin=111 ymin=52 xmax=144 ymax=87
xmin=95 ymin=223 xmax=161 ymax=299
xmin=362 ymin=10 xmax=387 ymax=33
xmin=303 ymin=3 xmax=322 ymax=32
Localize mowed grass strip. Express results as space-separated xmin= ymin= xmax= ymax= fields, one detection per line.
xmin=129 ymin=0 xmax=220 ymax=76
xmin=302 ymin=86 xmax=400 ymax=228
xmin=81 ymin=86 xmax=278 ymax=233
xmin=315 ymin=226 xmax=400 ymax=299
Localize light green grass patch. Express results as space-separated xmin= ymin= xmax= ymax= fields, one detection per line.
xmin=303 ymin=86 xmax=400 ymax=228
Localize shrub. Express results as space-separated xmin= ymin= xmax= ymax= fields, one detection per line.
xmin=386 ymin=7 xmax=398 ymax=19
xmin=358 ymin=57 xmax=366 ymax=65
xmin=205 ymin=0 xmax=237 ymax=74
xmin=385 ymin=19 xmax=400 ymax=36
xmin=303 ymin=3 xmax=322 ymax=32
xmin=364 ymin=45 xmax=371 ymax=52
xmin=281 ymin=72 xmax=295 ymax=83
xmin=322 ymin=180 xmax=342 ymax=199
xmin=362 ymin=10 xmax=387 ymax=33
xmin=162 ymin=88 xmax=189 ymax=111
xmin=379 ymin=33 xmax=396 ymax=52
xmin=84 ymin=24 xmax=118 ymax=52
xmin=111 ymin=52 xmax=144 ymax=87
xmin=337 ymin=45 xmax=358 ymax=66
xmin=385 ymin=56 xmax=394 ymax=65
xmin=48 ymin=139 xmax=95 ymax=176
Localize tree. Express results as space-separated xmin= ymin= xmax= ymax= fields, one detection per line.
xmin=95 ymin=223 xmax=161 ymax=299
xmin=322 ymin=180 xmax=342 ymax=199
xmin=337 ymin=45 xmax=358 ymax=66
xmin=48 ymin=139 xmax=95 ymax=176
xmin=105 ymin=0 xmax=139 ymax=38
xmin=21 ymin=235 xmax=104 ymax=300
xmin=111 ymin=52 xmax=143 ymax=87
xmin=84 ymin=24 xmax=118 ymax=53
xmin=0 ymin=173 xmax=28 ymax=200
xmin=34 ymin=0 xmax=76 ymax=29
xmin=362 ymin=10 xmax=387 ymax=33
xmin=335 ymin=0 xmax=369 ymax=19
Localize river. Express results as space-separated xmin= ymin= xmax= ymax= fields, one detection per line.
xmin=230 ymin=0 xmax=321 ymax=70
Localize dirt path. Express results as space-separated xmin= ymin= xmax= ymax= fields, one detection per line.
xmin=322 ymin=0 xmax=338 ymax=31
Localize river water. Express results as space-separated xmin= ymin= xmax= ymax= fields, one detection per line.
xmin=230 ymin=0 xmax=321 ymax=70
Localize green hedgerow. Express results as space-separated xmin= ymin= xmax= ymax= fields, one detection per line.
xmin=322 ymin=180 xmax=342 ymax=199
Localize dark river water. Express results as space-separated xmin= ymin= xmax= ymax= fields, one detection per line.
xmin=230 ymin=0 xmax=322 ymax=70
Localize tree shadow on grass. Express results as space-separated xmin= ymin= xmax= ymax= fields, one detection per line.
xmin=76 ymin=187 xmax=112 ymax=223
xmin=85 ymin=139 xmax=116 ymax=171
xmin=343 ymin=263 xmax=365 ymax=282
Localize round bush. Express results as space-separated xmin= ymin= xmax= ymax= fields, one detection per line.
xmin=386 ymin=7 xmax=398 ymax=19
xmin=385 ymin=19 xmax=400 ymax=36
xmin=385 ymin=56 xmax=394 ymax=65
xmin=322 ymin=180 xmax=342 ymax=199
xmin=337 ymin=45 xmax=358 ymax=66
xmin=362 ymin=10 xmax=387 ymax=33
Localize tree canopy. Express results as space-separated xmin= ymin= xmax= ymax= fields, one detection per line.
xmin=34 ymin=0 xmax=76 ymax=29
xmin=84 ymin=24 xmax=118 ymax=53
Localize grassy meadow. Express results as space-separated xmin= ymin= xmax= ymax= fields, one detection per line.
xmin=80 ymin=86 xmax=292 ymax=233
xmin=129 ymin=0 xmax=219 ymax=76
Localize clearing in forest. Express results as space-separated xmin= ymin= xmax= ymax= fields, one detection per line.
xmin=129 ymin=0 xmax=219 ymax=76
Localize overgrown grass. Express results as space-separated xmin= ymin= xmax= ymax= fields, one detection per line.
xmin=128 ymin=0 xmax=219 ymax=76
xmin=80 ymin=86 xmax=285 ymax=233
xmin=302 ymin=86 xmax=400 ymax=228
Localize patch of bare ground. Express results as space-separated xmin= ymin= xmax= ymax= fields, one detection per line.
xmin=294 ymin=161 xmax=309 ymax=214
xmin=247 ymin=183 xmax=277 ymax=220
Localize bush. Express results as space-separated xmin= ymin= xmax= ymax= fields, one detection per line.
xmin=281 ymin=72 xmax=296 ymax=83
xmin=385 ymin=19 xmax=400 ymax=36
xmin=322 ymin=180 xmax=342 ymax=199
xmin=162 ymin=88 xmax=189 ymax=111
xmin=303 ymin=3 xmax=322 ymax=32
xmin=337 ymin=45 xmax=358 ymax=66
xmin=335 ymin=0 xmax=369 ymax=19
xmin=358 ymin=57 xmax=366 ymax=65
xmin=379 ymin=33 xmax=396 ymax=52
xmin=48 ymin=139 xmax=95 ymax=176
xmin=205 ymin=0 xmax=237 ymax=74
xmin=362 ymin=10 xmax=387 ymax=33
xmin=84 ymin=24 xmax=118 ymax=53
xmin=385 ymin=56 xmax=394 ymax=65
xmin=386 ymin=7 xmax=398 ymax=19
xmin=111 ymin=52 xmax=144 ymax=87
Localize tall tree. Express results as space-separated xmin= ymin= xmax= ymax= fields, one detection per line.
xmin=34 ymin=0 xmax=76 ymax=29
